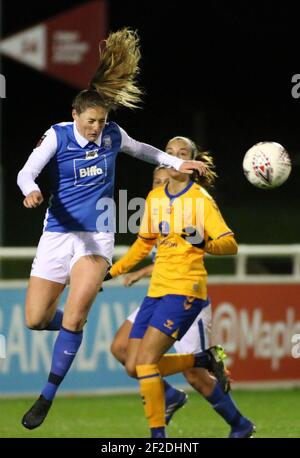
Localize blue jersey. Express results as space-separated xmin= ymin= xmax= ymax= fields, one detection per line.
xmin=45 ymin=122 xmax=121 ymax=232
xmin=17 ymin=121 xmax=184 ymax=233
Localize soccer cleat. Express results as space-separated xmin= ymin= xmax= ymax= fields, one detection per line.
xmin=165 ymin=390 xmax=188 ymax=425
xmin=229 ymin=420 xmax=256 ymax=438
xmin=22 ymin=395 xmax=52 ymax=430
xmin=205 ymin=345 xmax=231 ymax=393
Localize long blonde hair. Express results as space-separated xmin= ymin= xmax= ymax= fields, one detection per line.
xmin=167 ymin=136 xmax=217 ymax=190
xmin=89 ymin=27 xmax=143 ymax=110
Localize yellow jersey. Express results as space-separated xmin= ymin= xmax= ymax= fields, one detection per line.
xmin=111 ymin=181 xmax=237 ymax=299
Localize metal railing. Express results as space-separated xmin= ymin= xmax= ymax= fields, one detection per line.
xmin=0 ymin=244 xmax=300 ymax=284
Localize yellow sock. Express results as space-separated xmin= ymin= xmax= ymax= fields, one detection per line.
xmin=158 ymin=353 xmax=195 ymax=376
xmin=136 ymin=364 xmax=165 ymax=428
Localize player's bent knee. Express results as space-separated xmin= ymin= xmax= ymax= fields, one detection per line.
xmin=27 ymin=323 xmax=45 ymax=330
xmin=26 ymin=317 xmax=49 ymax=330
xmin=110 ymin=340 xmax=126 ymax=365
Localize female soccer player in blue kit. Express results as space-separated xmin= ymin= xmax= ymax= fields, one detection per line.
xmin=17 ymin=29 xmax=206 ymax=430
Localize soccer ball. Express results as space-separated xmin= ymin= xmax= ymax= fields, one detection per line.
xmin=243 ymin=142 xmax=291 ymax=189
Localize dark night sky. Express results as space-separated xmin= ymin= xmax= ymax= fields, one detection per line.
xmin=1 ymin=0 xmax=299 ymax=245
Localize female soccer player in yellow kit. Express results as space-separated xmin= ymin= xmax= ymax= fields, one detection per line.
xmin=106 ymin=137 xmax=255 ymax=438
xmin=111 ymin=165 xmax=217 ymax=423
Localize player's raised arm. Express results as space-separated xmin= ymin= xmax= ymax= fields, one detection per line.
xmin=201 ymin=192 xmax=238 ymax=255
xmin=119 ymin=127 xmax=207 ymax=175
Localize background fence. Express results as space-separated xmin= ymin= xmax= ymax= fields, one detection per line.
xmin=0 ymin=245 xmax=300 ymax=396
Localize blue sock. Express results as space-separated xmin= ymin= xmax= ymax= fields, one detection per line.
xmin=205 ymin=383 xmax=246 ymax=427
xmin=45 ymin=310 xmax=63 ymax=331
xmin=151 ymin=427 xmax=166 ymax=438
xmin=163 ymin=379 xmax=182 ymax=405
xmin=42 ymin=327 xmax=83 ymax=401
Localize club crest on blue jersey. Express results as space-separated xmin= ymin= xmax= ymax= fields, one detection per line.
xmin=102 ymin=135 xmax=112 ymax=149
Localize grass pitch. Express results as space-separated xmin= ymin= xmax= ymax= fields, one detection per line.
xmin=1 ymin=389 xmax=299 ymax=438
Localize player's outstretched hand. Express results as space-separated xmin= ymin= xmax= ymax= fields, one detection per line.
xmin=123 ymin=271 xmax=141 ymax=287
xmin=23 ymin=191 xmax=44 ymax=208
xmin=179 ymin=161 xmax=206 ymax=175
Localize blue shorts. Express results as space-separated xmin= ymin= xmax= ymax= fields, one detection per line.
xmin=130 ymin=294 xmax=210 ymax=341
